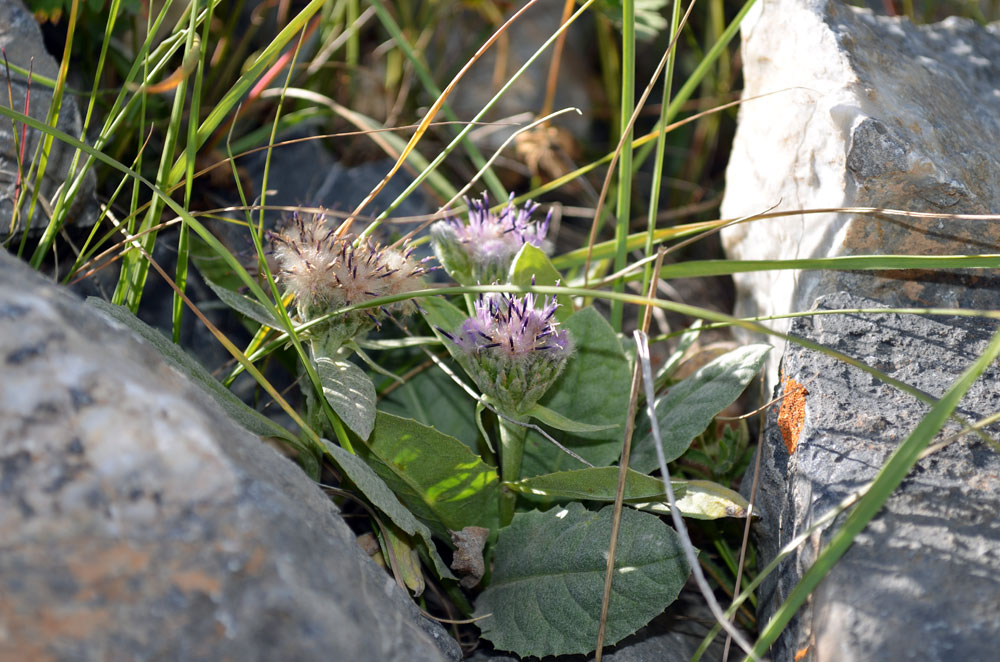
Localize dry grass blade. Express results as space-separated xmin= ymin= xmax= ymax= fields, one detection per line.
xmin=335 ymin=0 xmax=545 ymax=237
xmin=634 ymin=329 xmax=759 ymax=661
xmin=594 ymin=249 xmax=664 ymax=661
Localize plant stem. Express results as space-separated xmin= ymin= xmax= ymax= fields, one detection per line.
xmin=610 ymin=0 xmax=635 ymax=331
xmin=498 ymin=415 xmax=528 ymax=526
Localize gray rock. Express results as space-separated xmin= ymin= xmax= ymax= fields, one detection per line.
xmin=748 ymin=291 xmax=1000 ymax=662
xmin=0 ymin=0 xmax=96 ymax=238
xmin=720 ymin=0 xmax=1000 ymax=381
xmin=0 ymin=248 xmax=460 ymax=661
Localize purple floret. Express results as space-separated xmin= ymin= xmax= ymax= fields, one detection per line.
xmin=454 ymin=292 xmax=570 ymax=360
xmin=431 ymin=193 xmax=552 ymax=285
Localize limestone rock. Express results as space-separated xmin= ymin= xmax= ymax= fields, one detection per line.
xmin=721 ymin=0 xmax=1000 ymax=370
xmin=749 ymin=291 xmax=1000 ymax=662
xmin=0 ymin=248 xmax=460 ymax=661
xmin=0 ymin=1 xmax=96 ymax=238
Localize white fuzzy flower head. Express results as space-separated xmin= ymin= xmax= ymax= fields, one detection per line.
xmin=268 ymin=212 xmax=429 ymax=345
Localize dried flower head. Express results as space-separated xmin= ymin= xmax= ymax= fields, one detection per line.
xmin=441 ymin=292 xmax=571 ymax=415
xmin=430 ymin=193 xmax=551 ymax=285
xmin=268 ymin=212 xmax=428 ymax=344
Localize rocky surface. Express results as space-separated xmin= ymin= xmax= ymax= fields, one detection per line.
xmin=749 ymin=291 xmax=1000 ymax=662
xmin=0 ymin=0 xmax=96 ymax=238
xmin=0 ymin=248 xmax=460 ymax=661
xmin=722 ymin=3 xmax=1000 ymax=660
xmin=721 ymin=0 xmax=1000 ymax=379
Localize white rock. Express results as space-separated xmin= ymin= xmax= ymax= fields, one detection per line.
xmin=721 ymin=0 xmax=1000 ymax=380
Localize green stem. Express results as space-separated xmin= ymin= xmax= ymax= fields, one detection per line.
xmin=498 ymin=416 xmax=528 ymax=526
xmin=611 ymin=0 xmax=636 ymax=331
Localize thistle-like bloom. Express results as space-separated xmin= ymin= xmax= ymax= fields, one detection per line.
xmin=430 ymin=193 xmax=551 ymax=285
xmin=268 ymin=212 xmax=428 ymax=346
xmin=441 ymin=292 xmax=571 ymax=415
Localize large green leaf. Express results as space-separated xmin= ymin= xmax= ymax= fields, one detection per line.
xmin=521 ymin=306 xmax=631 ymax=477
xmin=507 ymin=467 xmax=685 ymax=502
xmin=357 ymin=412 xmax=500 ymax=538
xmin=320 ymin=439 xmax=454 ymax=580
xmin=631 ymin=344 xmax=771 ymax=474
xmin=474 ymin=503 xmax=690 ymax=657
xmin=315 ymin=352 xmax=377 ymax=440
xmin=379 ymin=358 xmax=483 ymax=452
xmin=508 ymin=243 xmax=572 ymax=321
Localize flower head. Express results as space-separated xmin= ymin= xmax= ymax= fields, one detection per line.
xmin=441 ymin=292 xmax=571 ymax=414
xmin=268 ymin=212 xmax=428 ymax=345
xmin=431 ymin=193 xmax=551 ymax=285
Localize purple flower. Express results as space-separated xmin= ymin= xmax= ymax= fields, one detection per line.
xmin=430 ymin=193 xmax=551 ymax=285
xmin=441 ymin=292 xmax=571 ymax=414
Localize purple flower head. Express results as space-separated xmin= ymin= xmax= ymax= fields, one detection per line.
xmin=442 ymin=292 xmax=571 ymax=415
xmin=430 ymin=193 xmax=551 ymax=285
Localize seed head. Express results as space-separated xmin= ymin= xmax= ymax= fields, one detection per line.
xmin=430 ymin=193 xmax=551 ymax=285
xmin=442 ymin=292 xmax=571 ymax=415
xmin=268 ymin=212 xmax=428 ymax=344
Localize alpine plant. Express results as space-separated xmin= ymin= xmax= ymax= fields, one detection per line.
xmin=431 ymin=193 xmax=551 ymax=285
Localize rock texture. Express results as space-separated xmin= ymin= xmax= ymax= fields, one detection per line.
xmin=723 ymin=4 xmax=1000 ymax=661
xmin=0 ymin=1 xmax=96 ymax=237
xmin=721 ymin=0 xmax=1000 ymax=369
xmin=0 ymin=248 xmax=460 ymax=661
xmin=751 ymin=291 xmax=1000 ymax=662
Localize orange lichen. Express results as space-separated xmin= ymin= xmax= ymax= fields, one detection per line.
xmin=777 ymin=376 xmax=809 ymax=454
xmin=794 ymin=645 xmax=810 ymax=661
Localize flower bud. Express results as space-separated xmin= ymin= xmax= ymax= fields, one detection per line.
xmin=441 ymin=292 xmax=571 ymax=415
xmin=430 ymin=193 xmax=550 ymax=285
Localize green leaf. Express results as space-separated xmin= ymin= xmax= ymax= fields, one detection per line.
xmin=656 ymin=319 xmax=702 ymax=385
xmin=379 ymin=358 xmax=482 ymax=452
xmin=188 ymin=233 xmax=247 ymax=291
xmin=383 ymin=523 xmax=426 ymax=596
xmin=524 ymin=403 xmax=619 ymax=434
xmin=631 ymin=344 xmax=772 ymax=474
xmin=474 ymin=503 xmax=690 ymax=657
xmin=521 ymin=307 xmax=631 ymax=477
xmin=508 ymin=243 xmax=572 ymax=321
xmin=633 ymin=480 xmax=752 ymax=520
xmin=508 ymin=467 xmax=685 ymax=502
xmin=315 ymin=353 xmax=377 ymax=440
xmin=320 ymin=439 xmax=454 ymax=580
xmin=356 ymin=412 xmax=500 ymax=538
xmin=203 ymin=277 xmax=281 ymax=329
